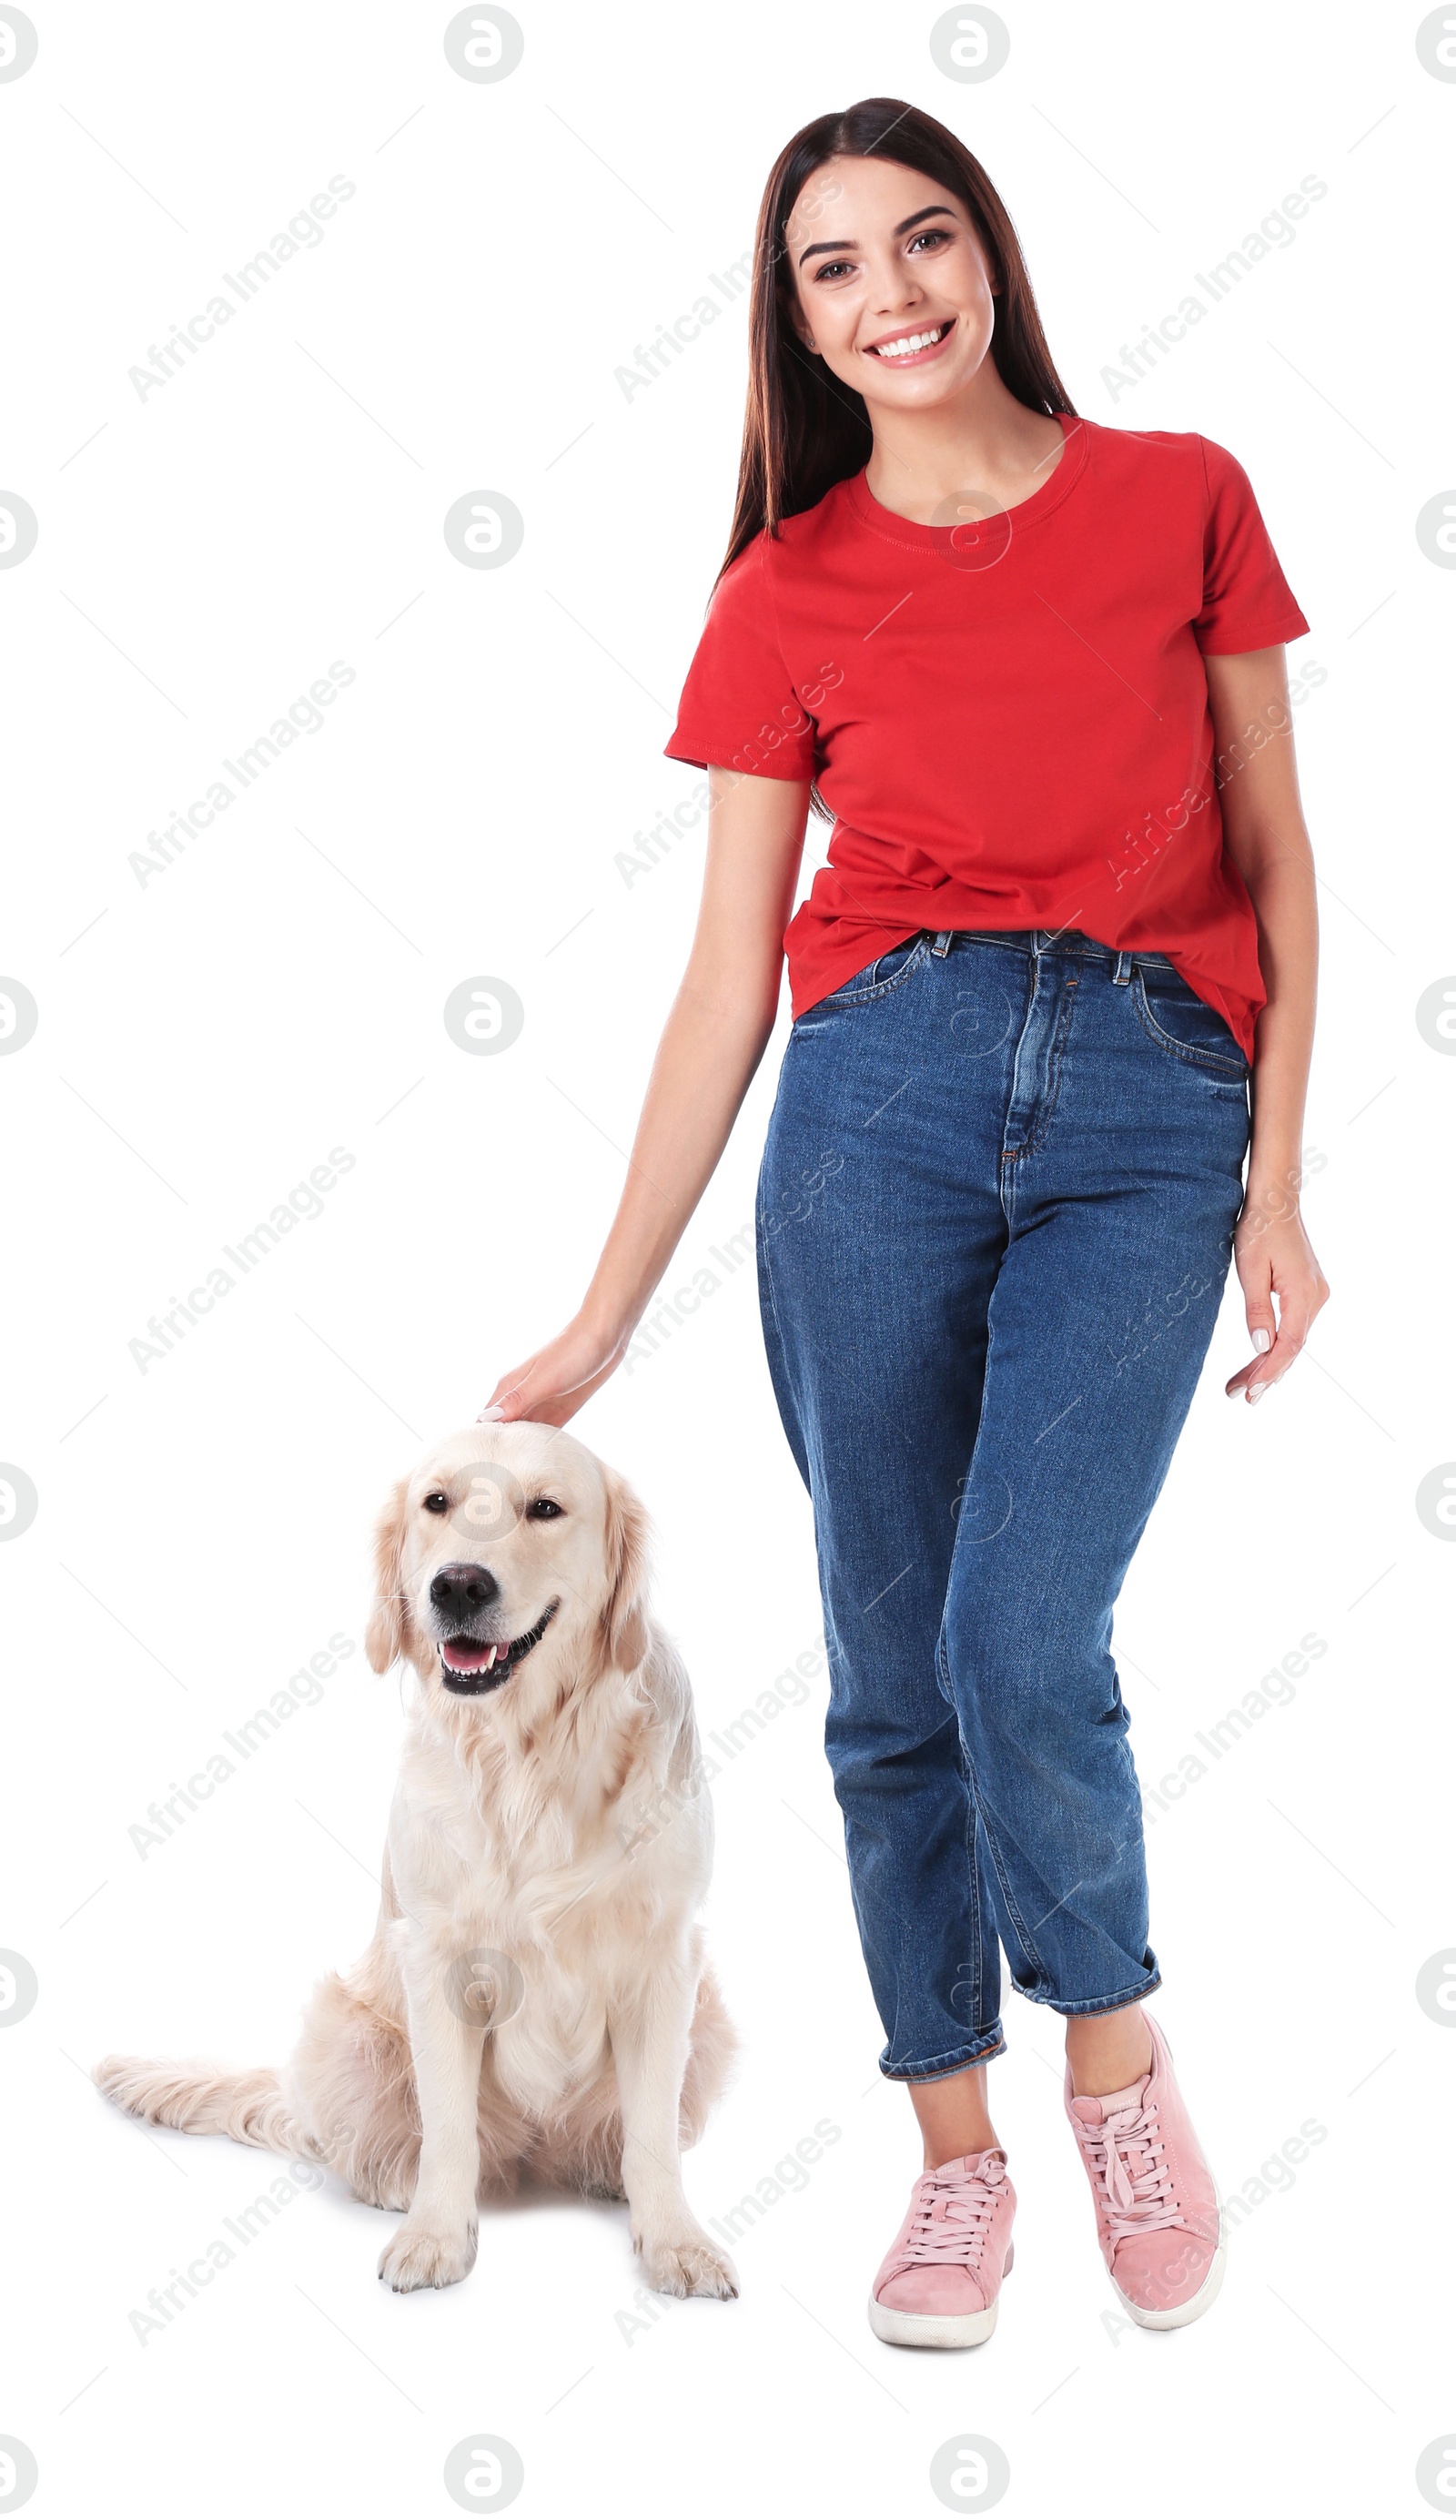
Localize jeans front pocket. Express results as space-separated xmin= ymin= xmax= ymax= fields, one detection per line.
xmin=803 ymin=931 xmax=930 ymax=1015
xmin=1130 ymin=966 xmax=1249 ymax=1081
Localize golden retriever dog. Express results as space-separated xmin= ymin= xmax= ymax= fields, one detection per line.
xmin=95 ymin=1422 xmax=739 ymax=2298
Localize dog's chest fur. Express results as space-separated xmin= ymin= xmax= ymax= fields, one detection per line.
xmin=385 ymin=1684 xmax=704 ymax=2110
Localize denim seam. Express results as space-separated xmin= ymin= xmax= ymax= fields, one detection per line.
xmin=965 ymin=1771 xmax=987 ymax=2041
xmin=754 ymin=1180 xmax=810 ymax=1496
xmin=1020 ymin=1969 xmax=1163 ymax=2019
xmin=1129 ymin=968 xmax=1248 ymax=1081
xmin=753 ymin=1185 xmax=777 ymax=1337
xmin=880 ymin=2029 xmax=1008 ymax=2081
xmin=952 ymin=1764 xmax=1043 ymax=1996
xmin=1001 ymin=963 xmax=1079 ymax=1170
xmin=937 ymin=1620 xmax=990 ymax=2045
xmin=972 ymin=1786 xmax=1054 ymax=1989
xmin=944 ymin=1266 xmax=1054 ymax=1996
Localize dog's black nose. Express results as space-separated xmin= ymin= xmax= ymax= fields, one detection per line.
xmin=430 ymin=1562 xmax=499 ymax=1619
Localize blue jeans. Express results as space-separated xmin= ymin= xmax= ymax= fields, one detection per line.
xmin=755 ymin=927 xmax=1251 ymax=2080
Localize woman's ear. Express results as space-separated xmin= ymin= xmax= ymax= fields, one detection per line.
xmin=600 ymin=1467 xmax=652 ymax=1674
xmin=365 ymin=1475 xmax=412 ymax=1673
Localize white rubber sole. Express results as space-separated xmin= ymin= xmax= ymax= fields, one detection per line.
xmin=1110 ymin=2210 xmax=1228 ymax=2330
xmin=867 ymin=2245 xmax=1012 ymax=2348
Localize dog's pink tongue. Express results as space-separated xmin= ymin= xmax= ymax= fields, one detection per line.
xmin=443 ymin=1640 xmax=494 ymax=1673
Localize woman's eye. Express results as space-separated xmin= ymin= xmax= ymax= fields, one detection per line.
xmin=811 ymin=258 xmax=853 ymax=282
xmin=526 ymin=1497 xmax=563 ymax=1521
xmin=423 ymin=1492 xmax=449 ymax=1514
xmin=908 ymin=228 xmax=950 ymax=253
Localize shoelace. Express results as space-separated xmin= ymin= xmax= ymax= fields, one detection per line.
xmin=1073 ymin=2094 xmax=1182 ymax=2242
xmin=890 ymin=2153 xmax=1007 ymax=2272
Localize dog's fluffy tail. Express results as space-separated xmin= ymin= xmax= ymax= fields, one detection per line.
xmin=94 ymin=2053 xmax=308 ymax=2159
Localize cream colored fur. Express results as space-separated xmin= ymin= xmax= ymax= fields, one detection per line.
xmin=96 ymin=1422 xmax=739 ymax=2298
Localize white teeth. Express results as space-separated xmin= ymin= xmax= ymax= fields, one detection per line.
xmin=875 ymin=325 xmax=945 ymax=359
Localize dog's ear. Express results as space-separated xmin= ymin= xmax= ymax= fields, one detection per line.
xmin=365 ymin=1474 xmax=412 ymax=1673
xmin=600 ymin=1466 xmax=652 ymax=1674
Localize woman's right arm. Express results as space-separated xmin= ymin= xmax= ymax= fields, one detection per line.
xmin=483 ymin=764 xmax=813 ymax=1426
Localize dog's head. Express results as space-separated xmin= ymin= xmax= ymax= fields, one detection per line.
xmin=364 ymin=1422 xmax=652 ymax=1702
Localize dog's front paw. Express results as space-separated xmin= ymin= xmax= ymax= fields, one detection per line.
xmin=638 ymin=2227 xmax=739 ymax=2300
xmin=378 ymin=2218 xmax=478 ymax=2292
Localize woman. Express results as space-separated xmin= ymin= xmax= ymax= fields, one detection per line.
xmin=484 ymin=98 xmax=1328 ymax=2348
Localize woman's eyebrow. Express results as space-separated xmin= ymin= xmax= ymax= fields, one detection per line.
xmin=796 ymin=204 xmax=960 ymax=268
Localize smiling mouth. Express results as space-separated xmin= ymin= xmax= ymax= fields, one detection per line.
xmin=865 ymin=318 xmax=955 ymax=364
xmin=437 ymin=1602 xmax=559 ymax=1695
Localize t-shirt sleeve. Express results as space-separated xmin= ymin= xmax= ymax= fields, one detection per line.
xmin=662 ymin=536 xmax=817 ymax=781
xmin=1193 ymin=436 xmax=1310 ymax=654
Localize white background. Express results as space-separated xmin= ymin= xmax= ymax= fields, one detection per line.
xmin=2 ymin=4 xmax=1453 ymax=2516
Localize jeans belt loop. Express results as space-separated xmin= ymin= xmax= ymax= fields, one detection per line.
xmin=930 ymin=930 xmax=954 ymax=957
xmin=1112 ymin=948 xmax=1134 ymax=987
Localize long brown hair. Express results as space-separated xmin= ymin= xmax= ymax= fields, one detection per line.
xmin=721 ymin=97 xmax=1076 ymax=582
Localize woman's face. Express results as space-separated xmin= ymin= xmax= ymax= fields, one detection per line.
xmin=785 ymin=154 xmax=997 ymax=413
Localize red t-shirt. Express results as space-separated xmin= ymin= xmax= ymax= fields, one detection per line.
xmin=662 ymin=413 xmax=1309 ymax=1060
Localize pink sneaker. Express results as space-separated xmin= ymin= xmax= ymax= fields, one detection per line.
xmin=1065 ymin=2014 xmax=1226 ymax=2328
xmin=868 ymin=2148 xmax=1016 ymax=2348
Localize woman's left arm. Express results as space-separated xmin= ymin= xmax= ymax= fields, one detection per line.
xmin=1203 ymin=644 xmax=1330 ymax=1404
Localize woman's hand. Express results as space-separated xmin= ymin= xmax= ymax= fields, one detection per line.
xmin=476 ymin=764 xmax=810 ymax=1438
xmin=1227 ymin=1173 xmax=1330 ymax=1404
xmin=481 ymin=1311 xmax=631 ymax=1430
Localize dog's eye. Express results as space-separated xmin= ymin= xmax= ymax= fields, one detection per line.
xmin=526 ymin=1497 xmax=563 ymax=1521
xmin=423 ymin=1492 xmax=449 ymax=1514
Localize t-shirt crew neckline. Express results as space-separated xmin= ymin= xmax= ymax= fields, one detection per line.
xmin=844 ymin=409 xmax=1089 ymax=551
